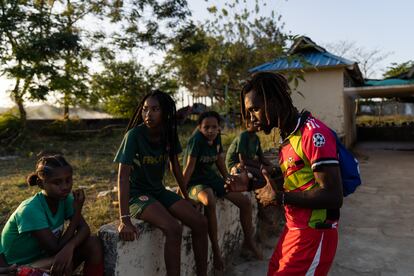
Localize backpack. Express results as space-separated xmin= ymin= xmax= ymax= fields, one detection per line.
xmin=331 ymin=130 xmax=362 ymax=196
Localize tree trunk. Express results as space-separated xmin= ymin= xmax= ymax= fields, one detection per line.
xmin=11 ymin=77 xmax=27 ymax=123
xmin=16 ymin=97 xmax=27 ymax=123
xmin=63 ymin=102 xmax=69 ymax=120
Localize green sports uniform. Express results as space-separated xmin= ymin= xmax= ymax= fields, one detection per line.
xmin=114 ymin=123 xmax=182 ymax=217
xmin=225 ymin=130 xmax=263 ymax=171
xmin=184 ymin=130 xmax=226 ymax=201
xmin=0 ymin=192 xmax=74 ymax=265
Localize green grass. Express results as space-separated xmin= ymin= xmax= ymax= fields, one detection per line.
xmin=0 ymin=123 xmax=280 ymax=233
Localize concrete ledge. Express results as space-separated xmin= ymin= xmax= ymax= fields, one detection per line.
xmin=99 ymin=192 xmax=258 ymax=275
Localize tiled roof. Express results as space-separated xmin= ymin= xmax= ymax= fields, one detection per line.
xmin=249 ymin=51 xmax=354 ymax=73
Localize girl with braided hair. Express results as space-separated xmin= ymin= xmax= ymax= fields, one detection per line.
xmin=0 ymin=155 xmax=104 ymax=276
xmin=114 ymin=90 xmax=208 ymax=276
xmin=228 ymin=72 xmax=343 ymax=276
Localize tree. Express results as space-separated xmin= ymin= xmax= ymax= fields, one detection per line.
xmin=48 ymin=0 xmax=92 ymax=119
xmin=164 ymin=0 xmax=293 ymax=111
xmin=1 ymin=0 xmax=191 ymax=121
xmin=383 ymin=61 xmax=414 ymax=79
xmin=90 ymin=61 xmax=178 ymax=117
xmin=0 ymin=1 xmax=79 ymax=121
xmin=324 ymin=40 xmax=393 ymax=78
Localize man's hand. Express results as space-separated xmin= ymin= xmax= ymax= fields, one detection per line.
xmin=255 ymin=168 xmax=281 ymax=206
xmin=51 ymin=244 xmax=74 ymax=276
xmin=118 ymin=219 xmax=139 ymax=241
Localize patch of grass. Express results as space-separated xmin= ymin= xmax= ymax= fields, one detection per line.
xmin=0 ymin=123 xmax=280 ymax=233
xmin=357 ymin=115 xmax=414 ymax=127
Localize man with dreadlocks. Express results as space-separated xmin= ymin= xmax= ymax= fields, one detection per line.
xmin=114 ymin=90 xmax=208 ymax=276
xmin=226 ymin=72 xmax=343 ymax=275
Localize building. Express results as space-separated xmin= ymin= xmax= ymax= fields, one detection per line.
xmin=250 ymin=36 xmax=414 ymax=146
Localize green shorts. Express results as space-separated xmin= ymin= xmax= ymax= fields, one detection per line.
xmin=188 ymin=179 xmax=226 ymax=201
xmin=129 ymin=189 xmax=182 ymax=218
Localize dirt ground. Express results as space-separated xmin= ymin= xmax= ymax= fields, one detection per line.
xmin=228 ymin=142 xmax=414 ymax=276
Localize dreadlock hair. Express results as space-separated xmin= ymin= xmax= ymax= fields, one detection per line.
xmin=197 ymin=111 xmax=222 ymax=126
xmin=240 ymin=72 xmax=298 ymax=138
xmin=27 ymin=155 xmax=72 ymax=187
xmin=126 ymin=90 xmax=179 ymax=156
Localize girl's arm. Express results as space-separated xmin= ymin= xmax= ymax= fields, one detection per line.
xmin=117 ymin=163 xmax=138 ymax=241
xmin=31 ymin=189 xmax=87 ymax=254
xmin=182 ymin=155 xmax=197 ymax=197
xmin=215 ymin=153 xmax=229 ymax=178
xmin=170 ymin=154 xmax=189 ymax=199
xmin=239 ymin=153 xmax=262 ymax=169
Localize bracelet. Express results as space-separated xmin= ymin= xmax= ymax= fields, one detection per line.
xmin=120 ymin=214 xmax=131 ymax=219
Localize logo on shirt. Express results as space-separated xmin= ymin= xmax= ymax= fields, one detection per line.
xmin=199 ymin=155 xmax=217 ymax=163
xmin=312 ymin=133 xmax=326 ymax=147
xmin=306 ymin=118 xmax=321 ymax=130
xmin=139 ymin=195 xmax=149 ymax=201
xmin=288 ymin=156 xmax=295 ymax=168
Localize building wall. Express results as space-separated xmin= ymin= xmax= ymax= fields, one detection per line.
xmin=288 ymin=68 xmax=345 ymax=137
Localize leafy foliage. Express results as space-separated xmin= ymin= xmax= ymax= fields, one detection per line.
xmin=164 ymin=0 xmax=294 ymax=112
xmin=383 ymin=61 xmax=414 ymax=79
xmin=90 ymin=61 xmax=178 ymax=117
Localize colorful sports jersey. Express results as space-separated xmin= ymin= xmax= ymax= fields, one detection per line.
xmin=279 ymin=112 xmax=339 ymax=229
xmin=114 ymin=123 xmax=182 ymax=196
xmin=184 ymin=129 xmax=223 ymax=187
xmin=225 ymin=130 xmax=263 ymax=171
xmin=0 ymin=192 xmax=74 ymax=265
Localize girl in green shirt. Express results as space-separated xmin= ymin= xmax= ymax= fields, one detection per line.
xmin=0 ymin=155 xmax=103 ymax=276
xmin=183 ymin=111 xmax=262 ymax=271
xmin=115 ymin=90 xmax=208 ymax=276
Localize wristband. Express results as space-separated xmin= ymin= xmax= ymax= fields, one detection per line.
xmin=120 ymin=214 xmax=131 ymax=219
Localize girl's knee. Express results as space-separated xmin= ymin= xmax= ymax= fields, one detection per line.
xmin=198 ymin=188 xmax=216 ymax=206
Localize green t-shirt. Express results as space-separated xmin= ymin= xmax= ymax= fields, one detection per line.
xmin=225 ymin=130 xmax=263 ymax=170
xmin=0 ymin=192 xmax=74 ymax=265
xmin=184 ymin=130 xmax=223 ymax=186
xmin=114 ymin=124 xmax=182 ymax=196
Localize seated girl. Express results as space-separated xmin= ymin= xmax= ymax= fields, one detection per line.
xmin=225 ymin=120 xmax=275 ymax=190
xmin=115 ymin=90 xmax=208 ymax=276
xmin=182 ymin=111 xmax=262 ymax=271
xmin=0 ymin=155 xmax=103 ymax=276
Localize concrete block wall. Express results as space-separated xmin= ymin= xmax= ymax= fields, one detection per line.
xmin=99 ymin=192 xmax=258 ymax=276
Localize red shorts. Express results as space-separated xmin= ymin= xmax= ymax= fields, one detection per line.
xmin=268 ymin=226 xmax=338 ymax=276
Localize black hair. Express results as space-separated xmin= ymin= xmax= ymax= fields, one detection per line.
xmin=240 ymin=72 xmax=298 ymax=137
xmin=197 ymin=111 xmax=222 ymax=125
xmin=126 ymin=90 xmax=178 ymax=156
xmin=27 ymin=155 xmax=72 ymax=186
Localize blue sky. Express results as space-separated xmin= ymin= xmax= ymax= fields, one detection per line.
xmin=1 ymin=0 xmax=413 ymax=108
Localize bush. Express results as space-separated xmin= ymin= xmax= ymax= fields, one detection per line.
xmin=0 ymin=112 xmax=23 ymax=147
